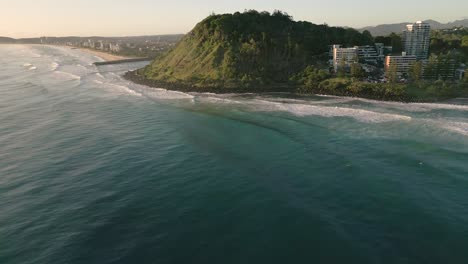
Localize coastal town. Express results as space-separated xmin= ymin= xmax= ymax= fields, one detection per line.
xmin=331 ymin=21 xmax=466 ymax=82
xmin=37 ymin=35 xmax=184 ymax=59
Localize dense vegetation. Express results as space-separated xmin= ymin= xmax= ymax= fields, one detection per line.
xmin=289 ymin=65 xmax=468 ymax=102
xmin=430 ymin=28 xmax=468 ymax=63
xmin=141 ymin=10 xmax=373 ymax=89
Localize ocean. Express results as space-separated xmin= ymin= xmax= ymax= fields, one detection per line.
xmin=1 ymin=44 xmax=467 ymax=264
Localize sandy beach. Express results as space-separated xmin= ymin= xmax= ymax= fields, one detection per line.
xmin=76 ymin=48 xmax=133 ymax=61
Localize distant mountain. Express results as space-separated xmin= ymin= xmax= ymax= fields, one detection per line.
xmin=359 ymin=19 xmax=468 ymax=36
xmin=0 ymin=37 xmax=16 ymax=43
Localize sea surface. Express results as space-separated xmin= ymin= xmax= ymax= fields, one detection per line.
xmin=1 ymin=45 xmax=468 ymax=264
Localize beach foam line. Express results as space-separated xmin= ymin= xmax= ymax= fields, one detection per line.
xmin=412 ymin=102 xmax=468 ymax=111
xmin=250 ymin=99 xmax=412 ymax=123
xmin=443 ymin=122 xmax=468 ymax=136
xmin=100 ymin=83 xmax=144 ymax=97
xmin=143 ymin=88 xmax=195 ymax=100
xmin=259 ymin=96 xmax=354 ymax=105
xmin=356 ymin=97 xmax=468 ymax=112
xmin=416 ymin=118 xmax=468 ymax=137
xmin=198 ymin=96 xmax=244 ymax=105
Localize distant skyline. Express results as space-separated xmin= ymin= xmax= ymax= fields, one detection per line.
xmin=1 ymin=0 xmax=468 ymax=38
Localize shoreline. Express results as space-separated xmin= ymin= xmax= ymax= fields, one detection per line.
xmin=75 ymin=47 xmax=135 ymax=62
xmin=0 ymin=43 xmax=136 ymax=62
xmin=123 ymin=70 xmax=295 ymax=94
xmin=123 ymin=70 xmax=468 ymax=103
xmin=123 ymin=70 xmax=422 ymax=102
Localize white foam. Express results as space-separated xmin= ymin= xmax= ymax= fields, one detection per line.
xmin=417 ymin=118 xmax=468 ymax=137
xmin=101 ymin=83 xmax=144 ymax=97
xmin=250 ymin=99 xmax=412 ymax=123
xmin=260 ymin=96 xmax=353 ymax=105
xmin=143 ymin=88 xmax=195 ymax=100
xmin=199 ymin=96 xmax=243 ymax=105
xmin=357 ymin=97 xmax=468 ymax=112
xmin=50 ymin=62 xmax=59 ymax=71
xmin=22 ymin=63 xmax=37 ymax=70
xmin=412 ymin=102 xmax=468 ymax=111
xmin=53 ymin=71 xmax=81 ymax=80
xmin=443 ymin=122 xmax=468 ymax=136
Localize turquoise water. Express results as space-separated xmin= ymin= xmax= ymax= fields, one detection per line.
xmin=1 ymin=45 xmax=468 ymax=264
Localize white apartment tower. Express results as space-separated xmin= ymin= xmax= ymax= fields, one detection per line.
xmin=404 ymin=21 xmax=431 ymax=60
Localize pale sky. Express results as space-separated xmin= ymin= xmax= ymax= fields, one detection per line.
xmin=1 ymin=0 xmax=467 ymax=38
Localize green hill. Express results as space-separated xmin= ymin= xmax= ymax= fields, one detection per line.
xmin=137 ymin=10 xmax=374 ymax=91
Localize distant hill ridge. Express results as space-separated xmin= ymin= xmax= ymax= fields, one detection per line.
xmin=0 ymin=37 xmax=16 ymax=43
xmin=358 ymin=19 xmax=468 ymax=36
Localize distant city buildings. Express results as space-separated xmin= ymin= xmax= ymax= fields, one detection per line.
xmin=36 ymin=35 xmax=183 ymax=58
xmin=109 ymin=43 xmax=121 ymax=52
xmin=404 ymin=21 xmax=431 ymax=60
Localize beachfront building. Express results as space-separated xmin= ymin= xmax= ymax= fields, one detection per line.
xmin=332 ymin=45 xmax=358 ymax=72
xmin=385 ymin=53 xmax=417 ymax=77
xmin=404 ymin=21 xmax=431 ymax=60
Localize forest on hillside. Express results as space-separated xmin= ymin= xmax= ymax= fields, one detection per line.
xmin=143 ymin=10 xmax=374 ymax=87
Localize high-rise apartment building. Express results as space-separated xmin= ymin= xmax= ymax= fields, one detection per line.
xmin=404 ymin=21 xmax=431 ymax=60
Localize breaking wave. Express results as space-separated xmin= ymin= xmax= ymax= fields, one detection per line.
xmin=249 ymin=99 xmax=413 ymax=123
xmin=357 ymin=98 xmax=468 ymax=112
xmin=50 ymin=62 xmax=60 ymax=71
xmin=142 ymin=88 xmax=195 ymax=100
xmin=443 ymin=122 xmax=468 ymax=136
xmin=53 ymin=71 xmax=81 ymax=80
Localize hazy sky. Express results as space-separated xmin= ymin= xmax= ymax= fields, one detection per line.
xmin=1 ymin=0 xmax=467 ymax=38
